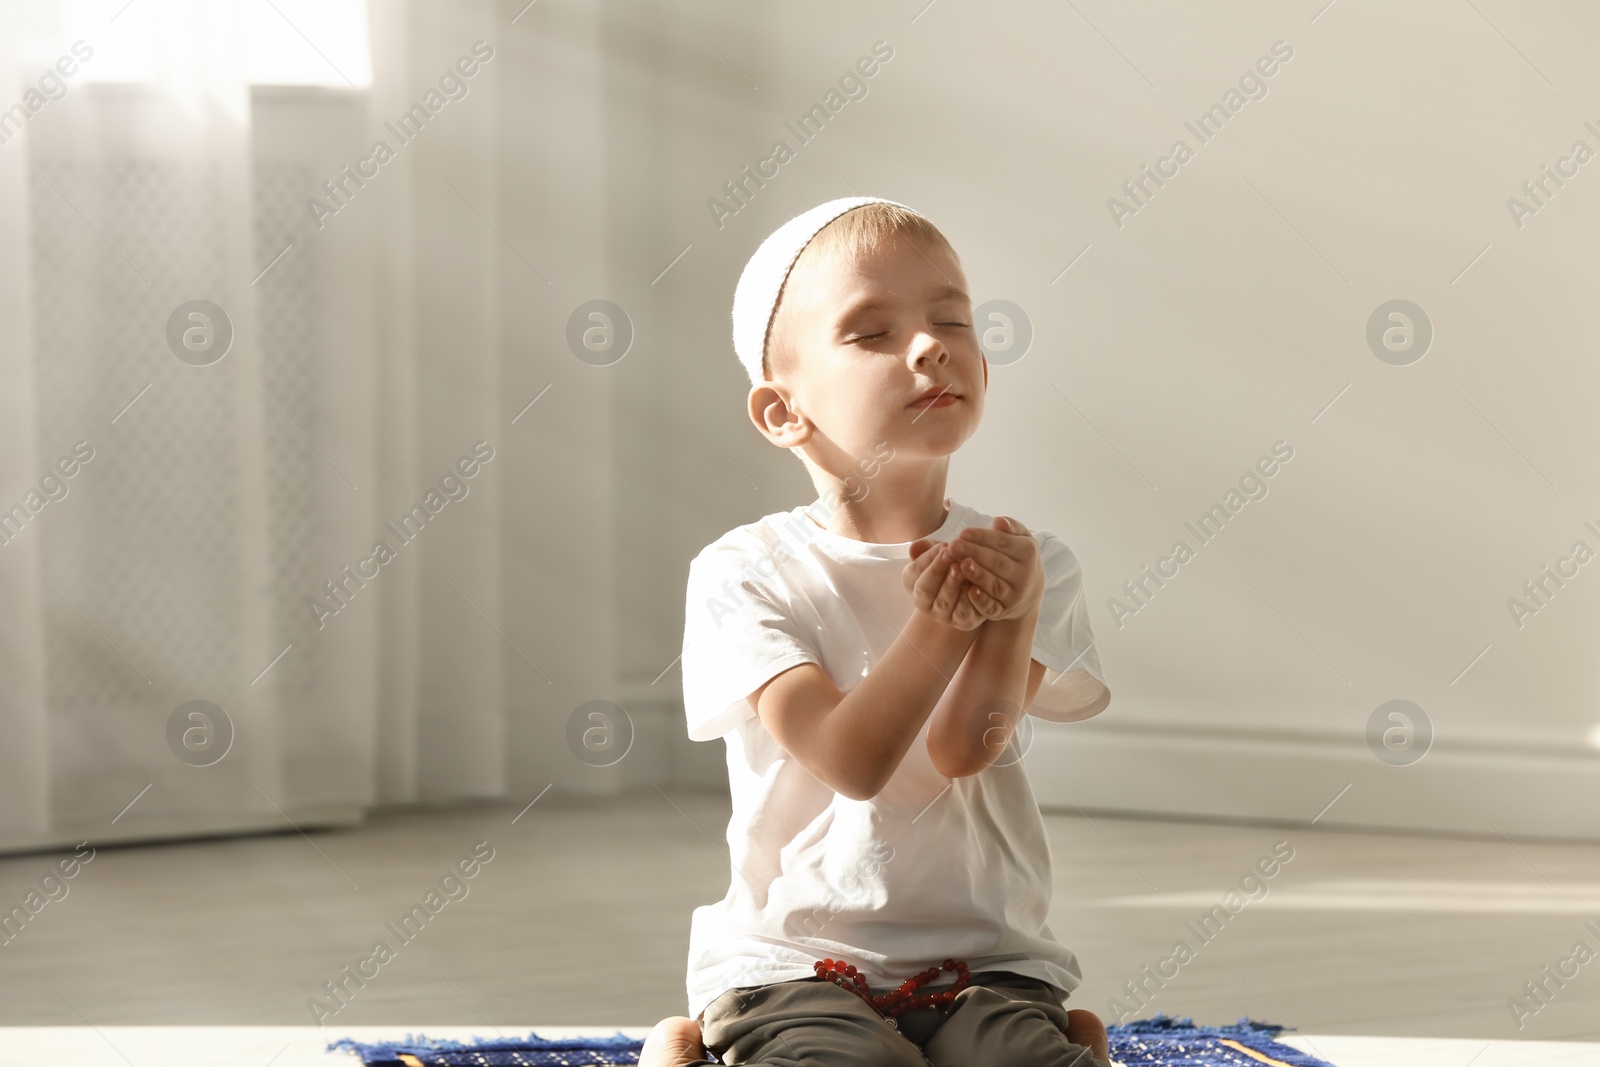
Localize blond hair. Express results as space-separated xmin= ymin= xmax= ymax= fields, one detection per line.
xmin=762 ymin=202 xmax=957 ymax=381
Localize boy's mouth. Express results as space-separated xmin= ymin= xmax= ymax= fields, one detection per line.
xmin=909 ymin=386 xmax=960 ymax=409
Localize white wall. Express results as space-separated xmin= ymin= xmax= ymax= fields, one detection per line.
xmin=4 ymin=0 xmax=1588 ymax=850
xmin=517 ymin=1 xmax=1599 ymax=836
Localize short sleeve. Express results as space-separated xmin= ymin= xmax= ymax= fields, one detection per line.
xmin=1027 ymin=532 xmax=1111 ymax=722
xmin=680 ymin=543 xmax=821 ymax=743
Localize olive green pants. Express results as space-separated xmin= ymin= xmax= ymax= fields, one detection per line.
xmin=686 ymin=970 xmax=1113 ymax=1067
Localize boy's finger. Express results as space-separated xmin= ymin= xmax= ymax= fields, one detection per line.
xmin=904 ymin=543 xmax=943 ymax=595
xmin=933 ymin=554 xmax=973 ymax=617
xmin=959 ymin=558 xmax=1014 ymax=603
xmin=954 ymin=582 xmax=987 ymax=628
xmin=908 ymin=539 xmax=948 ymax=577
xmin=931 ymin=562 xmax=967 ymax=616
xmin=966 ymin=584 xmax=1000 ymax=615
xmin=914 ymin=545 xmax=955 ymax=603
xmin=952 ymin=525 xmax=1028 ymax=559
xmin=949 ymin=540 xmax=1020 ymax=579
xmin=984 ymin=515 xmax=1029 ymax=538
xmin=921 ymin=543 xmax=953 ymax=580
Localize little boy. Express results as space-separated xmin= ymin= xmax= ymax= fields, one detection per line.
xmin=641 ymin=197 xmax=1115 ymax=1067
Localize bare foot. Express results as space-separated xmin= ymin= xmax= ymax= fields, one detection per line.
xmin=1065 ymin=1007 xmax=1111 ymax=1064
xmin=639 ymin=1016 xmax=707 ymax=1067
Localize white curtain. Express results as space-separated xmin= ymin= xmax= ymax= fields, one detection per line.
xmin=0 ymin=0 xmax=513 ymax=853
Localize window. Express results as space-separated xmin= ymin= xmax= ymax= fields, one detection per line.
xmin=54 ymin=0 xmax=372 ymax=88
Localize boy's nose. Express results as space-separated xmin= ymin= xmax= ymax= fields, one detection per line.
xmin=909 ymin=336 xmax=949 ymax=366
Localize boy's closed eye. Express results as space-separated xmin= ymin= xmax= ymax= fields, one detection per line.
xmin=848 ymin=321 xmax=971 ymax=345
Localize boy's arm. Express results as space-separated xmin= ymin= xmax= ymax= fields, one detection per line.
xmin=749 ymin=546 xmax=980 ymax=801
xmin=924 ymin=516 xmax=1062 ymax=777
xmin=925 ymin=609 xmax=1041 ymax=779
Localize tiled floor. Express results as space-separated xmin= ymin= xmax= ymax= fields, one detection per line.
xmin=1 ymin=787 xmax=1596 ymax=1055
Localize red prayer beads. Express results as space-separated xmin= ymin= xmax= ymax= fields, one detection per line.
xmin=812 ymin=957 xmax=970 ymax=1022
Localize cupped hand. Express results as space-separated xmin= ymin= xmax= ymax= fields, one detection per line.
xmin=904 ymin=538 xmax=986 ymax=631
xmin=944 ymin=516 xmax=1043 ymax=622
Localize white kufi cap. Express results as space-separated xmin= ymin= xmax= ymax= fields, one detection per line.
xmin=730 ymin=195 xmax=922 ymax=386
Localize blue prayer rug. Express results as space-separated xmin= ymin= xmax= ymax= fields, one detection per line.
xmin=327 ymin=1014 xmax=1336 ymax=1066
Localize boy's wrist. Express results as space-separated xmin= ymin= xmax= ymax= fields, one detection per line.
xmin=988 ymin=595 xmax=1041 ymax=632
xmin=906 ymin=602 xmax=983 ymax=649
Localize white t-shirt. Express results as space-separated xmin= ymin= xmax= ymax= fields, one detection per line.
xmin=679 ymin=495 xmax=1110 ymax=1022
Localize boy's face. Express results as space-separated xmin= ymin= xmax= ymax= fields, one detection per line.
xmin=752 ymin=230 xmax=987 ymax=467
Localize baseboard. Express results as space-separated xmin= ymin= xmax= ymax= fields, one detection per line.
xmin=0 ymin=804 xmax=366 ymax=858
xmin=606 ymin=680 xmax=1600 ymax=839
xmin=1026 ymin=721 xmax=1600 ymax=842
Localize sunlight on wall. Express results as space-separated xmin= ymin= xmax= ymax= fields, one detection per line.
xmin=1095 ymin=880 xmax=1600 ymax=914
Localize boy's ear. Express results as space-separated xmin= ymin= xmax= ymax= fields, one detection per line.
xmin=748 ymin=381 xmax=810 ymax=447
